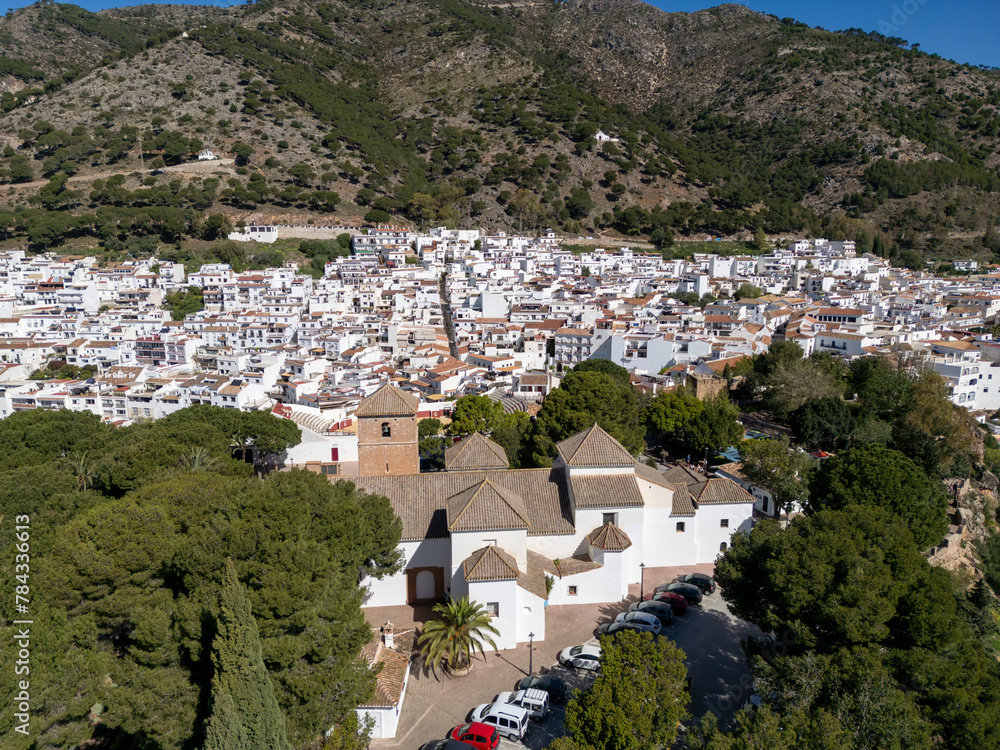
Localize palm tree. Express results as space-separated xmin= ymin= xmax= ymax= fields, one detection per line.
xmin=417 ymin=596 xmax=500 ymax=673
xmin=230 ymin=428 xmax=248 ymax=463
xmin=64 ymin=451 xmax=96 ymax=492
xmin=180 ymin=446 xmax=218 ymax=470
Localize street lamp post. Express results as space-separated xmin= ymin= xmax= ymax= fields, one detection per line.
xmin=640 ymin=562 xmax=646 ymax=600
xmin=528 ymin=632 xmax=535 ymax=676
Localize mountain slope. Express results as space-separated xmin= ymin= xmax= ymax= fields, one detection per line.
xmin=0 ymin=0 xmax=997 ymax=264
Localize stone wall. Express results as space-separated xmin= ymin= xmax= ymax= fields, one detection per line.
xmin=358 ymin=414 xmax=419 ymax=476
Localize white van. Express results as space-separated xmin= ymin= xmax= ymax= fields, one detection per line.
xmin=471 ymin=702 xmax=530 ymax=742
xmin=500 ymin=689 xmax=549 ymax=721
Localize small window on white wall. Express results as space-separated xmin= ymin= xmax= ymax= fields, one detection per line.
xmin=486 ymin=602 xmax=499 ymax=617
xmin=602 ymin=512 xmax=617 ymax=526
xmin=484 ymin=539 xmax=497 ymax=547
xmin=720 ymin=519 xmax=729 ymax=528
xmin=567 ymin=585 xmax=578 ymax=596
xmin=720 ymin=542 xmax=728 ymax=552
xmin=676 ymin=522 xmax=685 ymax=532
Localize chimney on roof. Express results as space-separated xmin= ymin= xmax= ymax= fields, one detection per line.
xmin=383 ymin=622 xmax=394 ymax=649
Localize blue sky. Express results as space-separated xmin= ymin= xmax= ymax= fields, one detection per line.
xmin=652 ymin=1 xmax=1000 ymax=68
xmin=3 ymin=0 xmax=998 ymax=69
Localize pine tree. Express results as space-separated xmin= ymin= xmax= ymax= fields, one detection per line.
xmin=204 ymin=560 xmax=292 ymax=750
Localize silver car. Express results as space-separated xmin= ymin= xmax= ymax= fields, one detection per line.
xmin=557 ymin=643 xmax=602 ymax=670
xmin=613 ymin=610 xmax=662 ymax=635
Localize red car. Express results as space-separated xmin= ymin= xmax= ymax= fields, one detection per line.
xmin=642 ymin=590 xmax=688 ymax=613
xmin=449 ymin=722 xmax=500 ymax=750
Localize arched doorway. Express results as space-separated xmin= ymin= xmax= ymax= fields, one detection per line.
xmin=415 ymin=570 xmax=435 ymax=601
xmin=406 ymin=566 xmax=444 ymax=604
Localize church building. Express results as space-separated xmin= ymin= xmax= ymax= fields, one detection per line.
xmin=346 ymin=384 xmax=755 ymax=648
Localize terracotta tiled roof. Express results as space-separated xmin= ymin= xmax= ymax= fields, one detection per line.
xmin=668 ymin=484 xmax=697 ymax=516
xmin=520 ymin=551 xmax=553 ymax=599
xmin=356 ymin=383 xmax=420 ymax=416
xmin=571 ymin=473 xmax=644 ymax=508
xmin=703 ymin=356 xmax=748 ymax=374
xmin=554 ymin=555 xmax=603 ymax=576
xmin=447 ymin=479 xmax=531 ymax=532
xmin=660 ymin=465 xmax=706 ymax=487
xmin=463 ymin=545 xmax=520 ymax=582
xmin=693 ymin=477 xmax=756 ymax=505
xmin=352 ymin=469 xmax=574 ymax=540
xmin=634 ymin=462 xmax=675 ymax=489
xmin=358 ymin=628 xmax=414 ymax=708
xmin=714 ymin=461 xmax=748 ymax=481
xmin=518 ymin=373 xmax=548 ymax=386
xmin=587 ymin=523 xmax=633 ymax=552
xmin=445 ymin=432 xmax=510 ymax=471
xmin=557 ymin=424 xmax=637 ymax=468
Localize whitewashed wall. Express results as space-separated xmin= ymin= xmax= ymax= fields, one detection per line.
xmin=467 ymin=578 xmax=520 ymax=650
xmin=450 ymin=529 xmax=528 ymax=570
xmin=545 ymin=556 xmax=627 ymax=606
xmin=693 ymin=503 xmax=754 ymax=563
xmin=362 ymin=539 xmax=450 ymax=608
xmin=515 ymin=587 xmax=547 ymax=643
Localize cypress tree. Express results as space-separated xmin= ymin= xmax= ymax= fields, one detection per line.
xmin=204 ymin=560 xmax=293 ymax=750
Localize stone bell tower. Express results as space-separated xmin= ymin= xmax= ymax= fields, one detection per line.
xmin=356 ymin=383 xmax=420 ymax=476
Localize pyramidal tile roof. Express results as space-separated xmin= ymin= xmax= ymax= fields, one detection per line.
xmin=692 ymin=477 xmax=756 ymax=505
xmin=587 ymin=523 xmax=633 ymax=552
xmin=463 ymin=545 xmax=520 ymax=582
xmin=356 ymin=383 xmax=420 ymax=417
xmin=445 ymin=432 xmax=510 ymax=471
xmin=571 ymin=473 xmax=645 ymax=508
xmin=447 ymin=479 xmax=531 ymax=532
xmin=556 ymin=424 xmax=637 ymax=467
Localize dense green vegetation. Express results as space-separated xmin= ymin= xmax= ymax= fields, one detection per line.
xmin=444 ymin=359 xmax=743 ymax=469
xmin=163 ymin=285 xmax=204 ymax=320
xmin=0 ymin=0 xmax=996 ymax=258
xmin=204 ymin=561 xmax=293 ymax=750
xmin=0 ymin=407 xmax=401 ymax=749
xmin=555 ymin=629 xmax=689 ymax=750
xmin=682 ymin=344 xmax=1000 ymax=749
xmin=703 ymin=505 xmax=1000 ymax=750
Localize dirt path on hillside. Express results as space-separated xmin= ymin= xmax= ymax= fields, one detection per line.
xmin=0 ymin=158 xmax=237 ymax=193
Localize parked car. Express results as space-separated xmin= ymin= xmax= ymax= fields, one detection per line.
xmin=469 ymin=702 xmax=530 ymax=742
xmin=499 ymin=688 xmax=549 ymax=721
xmin=516 ymin=674 xmax=568 ymax=704
xmin=642 ymin=590 xmax=688 ymax=613
xmin=628 ymin=599 xmax=675 ymax=625
xmin=655 ymin=581 xmax=703 ymax=604
xmin=674 ymin=572 xmax=716 ymax=595
xmin=595 ymin=621 xmax=634 ymax=639
xmin=557 ymin=643 xmax=602 ymax=671
xmin=613 ymin=610 xmax=662 ymax=635
xmin=448 ymin=723 xmax=500 ymax=750
xmin=421 ymin=740 xmax=476 ymax=750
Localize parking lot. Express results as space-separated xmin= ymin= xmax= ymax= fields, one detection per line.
xmin=370 ymin=567 xmax=763 ymax=750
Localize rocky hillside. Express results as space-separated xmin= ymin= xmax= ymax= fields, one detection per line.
xmin=0 ymin=0 xmax=997 ymax=263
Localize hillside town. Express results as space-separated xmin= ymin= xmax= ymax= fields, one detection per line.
xmin=1 ymin=229 xmax=998 ymax=444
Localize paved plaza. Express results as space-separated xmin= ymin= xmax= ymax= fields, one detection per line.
xmin=365 ymin=564 xmax=763 ymax=750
